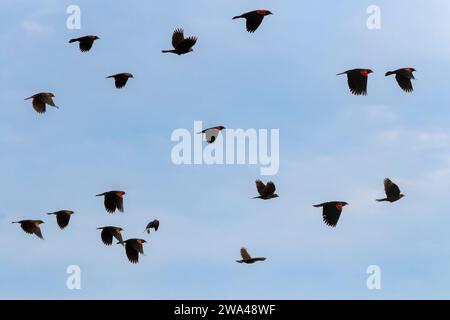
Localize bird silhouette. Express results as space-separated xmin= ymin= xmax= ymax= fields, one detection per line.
xmin=197 ymin=126 xmax=225 ymax=143
xmin=144 ymin=219 xmax=160 ymax=234
xmin=69 ymin=35 xmax=100 ymax=52
xmin=337 ymin=69 xmax=373 ymax=96
xmin=12 ymin=220 xmax=45 ymax=239
xmin=313 ymin=201 xmax=348 ymax=227
xmin=117 ymin=239 xmax=147 ymax=264
xmin=24 ymin=92 xmax=58 ymax=114
xmin=233 ymin=10 xmax=273 ymax=33
xmin=97 ymin=226 xmax=124 ymax=246
xmin=385 ymin=68 xmax=416 ymax=92
xmin=96 ymin=191 xmax=125 ymax=213
xmin=106 ymin=73 xmax=134 ymax=89
xmin=253 ymin=180 xmax=279 ymax=200
xmin=236 ymin=247 xmax=266 ymax=264
xmin=47 ymin=210 xmax=74 ymax=230
xmin=162 ymin=28 xmax=197 ymax=55
xmin=376 ymin=178 xmax=405 ymax=203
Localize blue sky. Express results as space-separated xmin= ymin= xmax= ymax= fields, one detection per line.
xmin=1 ymin=0 xmax=450 ymax=299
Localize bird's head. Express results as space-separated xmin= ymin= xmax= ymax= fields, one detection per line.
xmin=37 ymin=220 xmax=45 ymax=225
xmin=189 ymin=48 xmax=194 ymax=52
xmin=217 ymin=126 xmax=225 ymax=131
xmin=117 ymin=191 xmax=126 ymax=196
xmin=399 ymin=194 xmax=405 ymax=199
xmin=129 ymin=74 xmax=134 ymax=78
xmin=93 ymin=35 xmax=100 ymax=40
xmin=265 ymin=10 xmax=273 ymax=15
xmin=367 ymin=69 xmax=374 ymax=74
xmin=340 ymin=202 xmax=349 ymax=207
xmin=116 ymin=227 xmax=123 ymax=232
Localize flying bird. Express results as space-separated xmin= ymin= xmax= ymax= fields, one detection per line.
xmin=118 ymin=239 xmax=147 ymax=264
xmin=233 ymin=10 xmax=273 ymax=33
xmin=236 ymin=247 xmax=266 ymax=264
xmin=197 ymin=126 xmax=225 ymax=143
xmin=97 ymin=226 xmax=124 ymax=246
xmin=96 ymin=191 xmax=125 ymax=213
xmin=337 ymin=69 xmax=373 ymax=96
xmin=385 ymin=68 xmax=416 ymax=92
xmin=376 ymin=178 xmax=405 ymax=203
xmin=313 ymin=201 xmax=348 ymax=227
xmin=12 ymin=220 xmax=44 ymax=239
xmin=162 ymin=28 xmax=197 ymax=55
xmin=106 ymin=73 xmax=134 ymax=89
xmin=24 ymin=92 xmax=58 ymax=114
xmin=144 ymin=219 xmax=160 ymax=234
xmin=253 ymin=180 xmax=279 ymax=200
xmin=69 ymin=35 xmax=100 ymax=52
xmin=47 ymin=210 xmax=74 ymax=230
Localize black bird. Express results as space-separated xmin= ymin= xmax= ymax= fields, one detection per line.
xmin=69 ymin=35 xmax=100 ymax=52
xmin=337 ymin=69 xmax=373 ymax=96
xmin=385 ymin=68 xmax=416 ymax=92
xmin=97 ymin=226 xmax=124 ymax=246
xmin=47 ymin=210 xmax=74 ymax=230
xmin=236 ymin=248 xmax=266 ymax=264
xmin=12 ymin=220 xmax=44 ymax=239
xmin=144 ymin=219 xmax=160 ymax=234
xmin=118 ymin=239 xmax=147 ymax=264
xmin=106 ymin=73 xmax=134 ymax=89
xmin=253 ymin=180 xmax=279 ymax=200
xmin=162 ymin=28 xmax=197 ymax=55
xmin=376 ymin=178 xmax=405 ymax=203
xmin=96 ymin=191 xmax=125 ymax=213
xmin=313 ymin=201 xmax=348 ymax=227
xmin=233 ymin=10 xmax=273 ymax=33
xmin=24 ymin=92 xmax=58 ymax=114
xmin=197 ymin=126 xmax=225 ymax=143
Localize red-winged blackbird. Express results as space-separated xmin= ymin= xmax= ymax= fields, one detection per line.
xmin=12 ymin=220 xmax=45 ymax=239
xmin=162 ymin=28 xmax=197 ymax=55
xmin=47 ymin=210 xmax=74 ymax=230
xmin=337 ymin=69 xmax=373 ymax=96
xmin=233 ymin=10 xmax=273 ymax=33
xmin=144 ymin=219 xmax=160 ymax=234
xmin=106 ymin=73 xmax=134 ymax=89
xmin=117 ymin=239 xmax=147 ymax=264
xmin=236 ymin=248 xmax=266 ymax=264
xmin=313 ymin=201 xmax=348 ymax=227
xmin=69 ymin=35 xmax=100 ymax=52
xmin=96 ymin=191 xmax=125 ymax=213
xmin=24 ymin=92 xmax=58 ymax=114
xmin=385 ymin=68 xmax=416 ymax=92
xmin=376 ymin=178 xmax=405 ymax=203
xmin=97 ymin=226 xmax=124 ymax=246
xmin=253 ymin=180 xmax=279 ymax=200
xmin=197 ymin=126 xmax=225 ymax=143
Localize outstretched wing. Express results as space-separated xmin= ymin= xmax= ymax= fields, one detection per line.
xmin=384 ymin=178 xmax=401 ymax=198
xmin=176 ymin=37 xmax=197 ymax=52
xmin=172 ymin=29 xmax=185 ymax=48
xmin=32 ymin=98 xmax=46 ymax=113
xmin=347 ymin=71 xmax=368 ymax=96
xmin=240 ymin=247 xmax=252 ymax=260
xmin=56 ymin=212 xmax=71 ymax=229
xmin=245 ymin=13 xmax=264 ymax=33
xmin=395 ymin=74 xmax=413 ymax=92
xmin=125 ymin=243 xmax=139 ymax=264
xmin=322 ymin=203 xmax=342 ymax=227
xmin=101 ymin=228 xmax=114 ymax=245
xmin=255 ymin=180 xmax=266 ymax=196
xmin=264 ymin=181 xmax=276 ymax=196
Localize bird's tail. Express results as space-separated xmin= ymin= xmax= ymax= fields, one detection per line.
xmin=162 ymin=50 xmax=175 ymax=53
xmin=47 ymin=212 xmax=55 ymax=215
xmin=106 ymin=75 xmax=114 ymax=79
xmin=232 ymin=15 xmax=242 ymax=20
xmin=95 ymin=193 xmax=104 ymax=197
xmin=336 ymin=72 xmax=347 ymax=76
xmin=236 ymin=260 xmax=244 ymax=263
xmin=11 ymin=221 xmax=19 ymax=224
xmin=376 ymin=198 xmax=388 ymax=202
xmin=313 ymin=204 xmax=324 ymax=208
xmin=24 ymin=96 xmax=34 ymax=100
xmin=385 ymin=71 xmax=395 ymax=77
xmin=68 ymin=38 xmax=78 ymax=43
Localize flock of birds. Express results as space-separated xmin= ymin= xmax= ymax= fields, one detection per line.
xmin=14 ymin=9 xmax=409 ymax=265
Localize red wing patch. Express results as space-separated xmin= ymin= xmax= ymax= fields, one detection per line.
xmin=256 ymin=10 xmax=267 ymax=15
xmin=360 ymin=70 xmax=369 ymax=77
